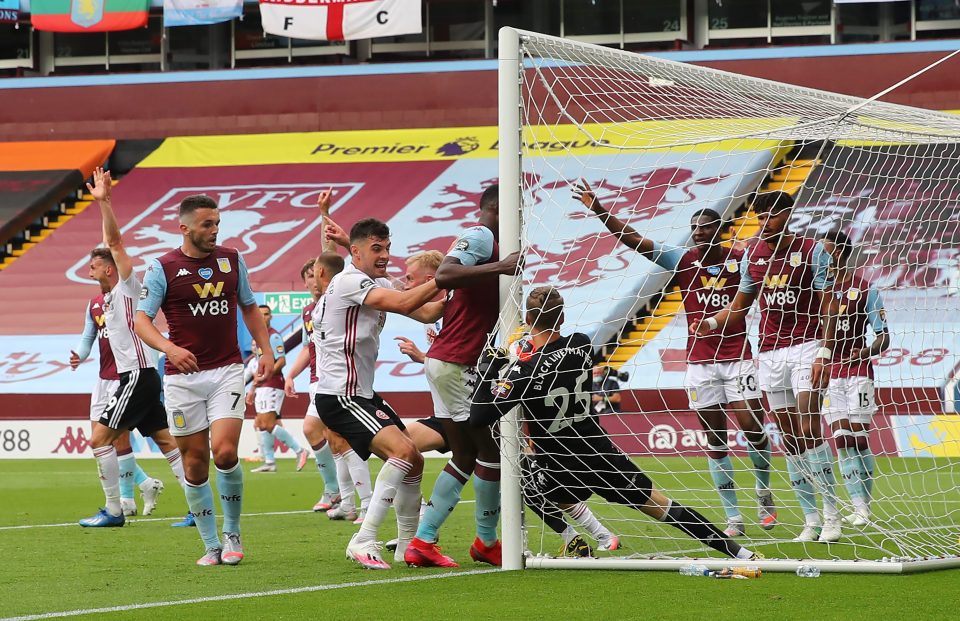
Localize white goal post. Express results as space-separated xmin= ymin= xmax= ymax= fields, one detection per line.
xmin=495 ymin=26 xmax=960 ymax=574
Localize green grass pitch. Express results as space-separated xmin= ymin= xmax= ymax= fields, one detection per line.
xmin=2 ymin=457 xmax=957 ymax=620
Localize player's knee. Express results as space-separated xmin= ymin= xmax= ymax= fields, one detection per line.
xmin=742 ymin=428 xmax=767 ymax=448
xmin=212 ymin=444 xmax=239 ymax=470
xmin=706 ymin=444 xmax=727 ymax=460
xmin=262 ymin=418 xmax=277 ymax=432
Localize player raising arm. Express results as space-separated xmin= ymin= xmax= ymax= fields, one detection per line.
xmin=135 ymin=194 xmax=274 ymax=566
xmin=78 ymin=168 xmax=186 ymax=529
xmin=471 ymin=287 xmax=759 ymax=561
xmin=820 ymin=231 xmax=889 ymax=527
xmin=575 ymin=180 xmax=776 ymax=537
xmin=692 ymin=191 xmax=841 ymax=543
xmin=313 ymin=218 xmax=444 ymax=569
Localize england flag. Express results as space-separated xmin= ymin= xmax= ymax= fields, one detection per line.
xmin=258 ymin=0 xmax=422 ymax=41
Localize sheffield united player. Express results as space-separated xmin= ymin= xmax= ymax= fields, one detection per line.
xmin=284 ymin=255 xmax=344 ymax=511
xmin=575 ymin=181 xmax=776 ymax=536
xmin=820 ymin=231 xmax=889 ymax=527
xmin=70 ymin=286 xmax=165 ymax=518
xmin=406 ymin=184 xmax=522 ymax=569
xmin=471 ymin=287 xmax=759 ymax=561
xmin=247 ymin=304 xmax=309 ymax=473
xmin=313 ymin=218 xmax=443 ymax=570
xmin=695 ymin=191 xmax=841 ymax=543
xmin=78 ymin=169 xmax=185 ymax=529
xmin=135 ymin=194 xmax=274 ymax=566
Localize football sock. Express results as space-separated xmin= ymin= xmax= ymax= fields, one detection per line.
xmin=837 ymin=446 xmax=867 ymax=512
xmin=183 ymin=479 xmax=220 ymax=549
xmin=707 ymin=449 xmax=741 ymax=520
xmin=344 ymin=450 xmax=372 ymax=511
xmin=333 ymin=452 xmax=356 ymax=511
xmin=312 ymin=441 xmax=340 ymax=495
xmin=807 ymin=441 xmax=840 ymax=520
xmin=659 ymin=499 xmax=744 ymax=558
xmin=785 ymin=453 xmax=819 ymax=522
xmin=746 ymin=436 xmax=772 ymax=496
xmin=93 ymin=445 xmax=122 ymax=517
xmin=567 ymin=502 xmax=612 ymax=543
xmin=216 ymin=463 xmax=243 ymax=535
xmin=118 ymin=451 xmax=136 ymax=501
xmin=272 ymin=425 xmax=303 ymax=453
xmin=258 ymin=430 xmax=276 ymax=464
xmin=858 ymin=444 xmax=876 ymax=499
xmin=416 ymin=461 xmax=470 ymax=543
xmin=164 ymin=448 xmax=185 ymax=488
xmin=133 ymin=463 xmax=149 ymax=486
xmin=473 ymin=460 xmax=501 ymax=546
xmin=395 ymin=472 xmax=423 ymax=543
xmin=356 ymin=457 xmax=410 ymax=545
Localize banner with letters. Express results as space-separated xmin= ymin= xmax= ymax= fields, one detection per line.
xmin=0 ymin=0 xmax=19 ymax=24
xmin=258 ymin=0 xmax=422 ymax=41
xmin=163 ymin=0 xmax=242 ymax=27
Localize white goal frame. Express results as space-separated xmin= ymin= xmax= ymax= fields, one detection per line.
xmin=495 ymin=25 xmax=960 ymax=575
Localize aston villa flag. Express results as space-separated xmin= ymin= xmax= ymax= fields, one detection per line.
xmin=31 ymin=0 xmax=151 ymax=32
xmin=259 ymin=0 xmax=422 ymax=41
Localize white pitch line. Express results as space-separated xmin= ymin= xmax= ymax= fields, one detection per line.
xmin=0 ymin=501 xmax=477 ymax=532
xmin=0 ymin=568 xmax=498 ymax=621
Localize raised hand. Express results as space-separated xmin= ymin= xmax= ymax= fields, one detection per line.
xmin=323 ymin=215 xmax=350 ymax=248
xmin=86 ymin=167 xmax=112 ymax=203
xmin=497 ymin=251 xmax=524 ymax=276
xmin=317 ymin=187 xmax=334 ymax=215
xmin=572 ymin=179 xmax=601 ymax=212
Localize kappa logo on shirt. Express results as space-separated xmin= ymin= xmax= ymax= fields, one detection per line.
xmin=176 ymin=268 xmax=191 ymax=277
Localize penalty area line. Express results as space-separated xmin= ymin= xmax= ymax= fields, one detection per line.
xmin=0 ymin=568 xmax=499 ymax=621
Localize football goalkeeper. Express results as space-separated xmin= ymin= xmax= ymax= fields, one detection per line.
xmin=470 ymin=286 xmax=758 ymax=560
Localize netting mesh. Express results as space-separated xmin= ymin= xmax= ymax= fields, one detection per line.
xmin=492 ymin=31 xmax=960 ymax=565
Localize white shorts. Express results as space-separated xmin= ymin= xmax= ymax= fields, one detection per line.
xmin=823 ymin=376 xmax=876 ymax=426
xmin=305 ymin=381 xmax=320 ymax=420
xmin=254 ymin=387 xmax=285 ymax=414
xmin=685 ymin=360 xmax=761 ymax=410
xmin=90 ymin=378 xmax=120 ymax=422
xmin=758 ymin=340 xmax=819 ymax=410
xmin=425 ymin=357 xmax=477 ymax=423
xmin=163 ymin=363 xmax=245 ymax=437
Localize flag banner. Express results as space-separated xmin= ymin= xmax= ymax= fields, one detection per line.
xmin=258 ymin=0 xmax=422 ymax=41
xmin=163 ymin=0 xmax=242 ymax=28
xmin=0 ymin=0 xmax=18 ymax=24
xmin=31 ymin=0 xmax=150 ymax=32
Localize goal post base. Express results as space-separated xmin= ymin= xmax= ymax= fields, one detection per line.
xmin=524 ymin=555 xmax=960 ymax=574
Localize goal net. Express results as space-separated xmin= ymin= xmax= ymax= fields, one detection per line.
xmin=493 ymin=27 xmax=960 ymax=573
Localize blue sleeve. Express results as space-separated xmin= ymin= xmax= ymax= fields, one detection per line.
xmin=136 ymin=259 xmax=167 ymax=318
xmin=269 ymin=332 xmax=286 ymax=358
xmin=866 ymin=287 xmax=888 ymax=333
xmin=738 ymin=253 xmax=756 ymax=294
xmin=75 ymin=303 xmax=96 ymax=361
xmin=811 ymin=241 xmax=832 ymax=290
xmin=648 ymin=241 xmax=685 ymax=271
xmin=447 ymin=227 xmax=495 ymax=267
xmin=237 ymin=253 xmax=256 ymax=306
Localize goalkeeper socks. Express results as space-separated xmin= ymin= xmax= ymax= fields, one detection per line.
xmin=356 ymin=457 xmax=410 ymax=545
xmin=659 ymin=499 xmax=743 ymax=558
xmin=394 ymin=472 xmax=423 ymax=543
xmin=216 ymin=463 xmax=244 ymax=534
xmin=118 ymin=451 xmax=136 ymax=501
xmin=183 ymin=479 xmax=220 ymax=549
xmin=707 ymin=450 xmax=741 ymax=520
xmin=567 ymin=502 xmax=613 ymax=544
xmin=344 ymin=450 xmax=372 ymax=511
xmin=93 ymin=445 xmax=122 ymax=517
xmin=416 ymin=461 xmax=470 ymax=543
xmin=746 ymin=438 xmax=772 ymax=497
xmin=785 ymin=453 xmax=819 ymax=521
xmin=312 ymin=441 xmax=340 ymax=495
xmin=164 ymin=448 xmax=185 ymax=488
xmin=473 ymin=460 xmax=501 ymax=546
xmin=272 ymin=425 xmax=303 ymax=454
xmin=807 ymin=442 xmax=840 ymax=520
xmin=258 ymin=430 xmax=276 ymax=464
xmin=333 ymin=453 xmax=356 ymax=512
xmin=133 ymin=462 xmax=149 ymax=486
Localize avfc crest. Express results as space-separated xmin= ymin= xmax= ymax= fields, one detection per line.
xmin=725 ymin=259 xmax=739 ymax=273
xmin=847 ymin=288 xmax=860 ymax=301
xmin=172 ymin=410 xmax=187 ymax=430
xmin=789 ymin=252 xmax=802 ymax=268
xmin=217 ymin=258 xmax=232 ymax=274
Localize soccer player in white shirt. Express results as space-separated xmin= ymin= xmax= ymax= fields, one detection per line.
xmin=78 ymin=168 xmax=186 ymax=529
xmin=313 ymin=218 xmax=444 ymax=569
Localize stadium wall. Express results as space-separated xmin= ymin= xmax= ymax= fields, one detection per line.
xmin=2 ymin=42 xmax=960 ymax=141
